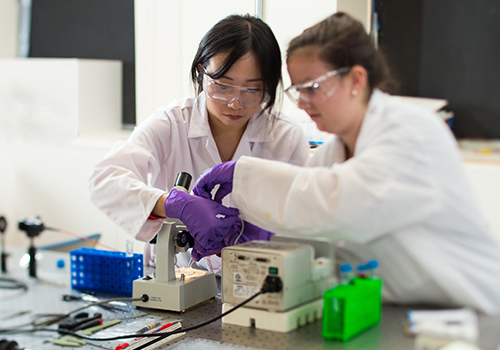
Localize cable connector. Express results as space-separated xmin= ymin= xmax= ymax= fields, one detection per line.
xmin=261 ymin=276 xmax=282 ymax=294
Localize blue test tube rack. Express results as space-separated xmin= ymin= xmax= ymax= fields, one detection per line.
xmin=70 ymin=247 xmax=143 ymax=296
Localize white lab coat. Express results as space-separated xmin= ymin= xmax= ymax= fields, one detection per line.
xmin=231 ymin=89 xmax=500 ymax=315
xmin=88 ymin=93 xmax=310 ymax=270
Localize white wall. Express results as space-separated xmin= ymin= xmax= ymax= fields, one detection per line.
xmin=337 ymin=0 xmax=372 ymax=32
xmin=0 ymin=0 xmax=19 ymax=57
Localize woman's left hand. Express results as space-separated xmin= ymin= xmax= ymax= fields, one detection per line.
xmin=193 ymin=160 xmax=237 ymax=203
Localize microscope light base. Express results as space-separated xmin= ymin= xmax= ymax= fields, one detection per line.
xmin=132 ymin=272 xmax=218 ymax=312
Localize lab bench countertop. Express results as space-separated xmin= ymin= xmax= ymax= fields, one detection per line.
xmin=1 ymin=248 xmax=500 ymax=350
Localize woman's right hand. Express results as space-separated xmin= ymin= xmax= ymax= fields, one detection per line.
xmin=164 ymin=188 xmax=240 ymax=260
xmin=193 ymin=160 xmax=237 ymax=203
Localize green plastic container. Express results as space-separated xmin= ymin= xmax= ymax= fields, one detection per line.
xmin=322 ymin=277 xmax=382 ymax=341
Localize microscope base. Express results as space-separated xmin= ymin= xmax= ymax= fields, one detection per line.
xmin=132 ymin=272 xmax=218 ymax=312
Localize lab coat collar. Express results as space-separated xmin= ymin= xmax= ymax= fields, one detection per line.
xmin=187 ymin=92 xmax=273 ymax=144
xmin=354 ymin=89 xmax=387 ymax=155
xmin=187 ymin=93 xmax=211 ymax=139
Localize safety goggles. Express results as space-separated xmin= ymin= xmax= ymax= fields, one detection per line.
xmin=203 ymin=72 xmax=268 ymax=108
xmin=285 ymin=67 xmax=350 ymax=105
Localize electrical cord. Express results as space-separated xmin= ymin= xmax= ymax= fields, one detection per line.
xmin=131 ymin=275 xmax=283 ymax=349
xmin=233 ymin=216 xmax=245 ymax=245
xmin=44 ymin=226 xmax=119 ymax=252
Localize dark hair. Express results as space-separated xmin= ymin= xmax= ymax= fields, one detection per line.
xmin=191 ymin=14 xmax=282 ymax=113
xmin=287 ymin=12 xmax=390 ymax=96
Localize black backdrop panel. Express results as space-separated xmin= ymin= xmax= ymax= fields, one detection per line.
xmin=29 ymin=0 xmax=135 ymax=125
xmin=419 ymin=0 xmax=500 ymax=138
xmin=376 ymin=0 xmax=423 ymax=96
xmin=377 ymin=0 xmax=500 ymax=138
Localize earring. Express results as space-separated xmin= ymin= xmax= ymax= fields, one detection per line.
xmin=352 ymin=89 xmax=358 ymax=96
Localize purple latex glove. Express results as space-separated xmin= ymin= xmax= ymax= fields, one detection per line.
xmin=193 ymin=160 xmax=237 ymax=203
xmin=164 ymin=189 xmax=240 ymax=260
xmin=191 ymin=239 xmax=226 ymax=262
xmin=224 ymin=219 xmax=274 ymax=247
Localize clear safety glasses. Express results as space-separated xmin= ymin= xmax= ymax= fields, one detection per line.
xmin=285 ymin=67 xmax=350 ymax=106
xmin=203 ymin=73 xmax=268 ymax=108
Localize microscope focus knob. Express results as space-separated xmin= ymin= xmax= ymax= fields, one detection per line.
xmin=175 ymin=230 xmax=193 ymax=248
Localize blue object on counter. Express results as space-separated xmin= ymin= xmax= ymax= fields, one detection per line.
xmin=365 ymin=260 xmax=380 ymax=278
xmin=356 ymin=264 xmax=368 ymax=277
xmin=70 ymin=247 xmax=143 ymax=296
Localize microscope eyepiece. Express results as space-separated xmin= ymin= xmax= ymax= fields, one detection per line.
xmin=174 ymin=172 xmax=192 ymax=191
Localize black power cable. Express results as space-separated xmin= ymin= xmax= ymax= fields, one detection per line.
xmin=132 ymin=275 xmax=283 ymax=350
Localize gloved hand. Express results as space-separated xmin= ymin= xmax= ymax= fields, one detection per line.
xmin=164 ymin=189 xmax=240 ymax=260
xmin=193 ymin=160 xmax=237 ymax=203
xmin=191 ymin=239 xmax=226 ymax=262
xmin=224 ymin=219 xmax=274 ymax=247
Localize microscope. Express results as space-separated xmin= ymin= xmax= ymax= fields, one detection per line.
xmin=132 ymin=172 xmax=218 ymax=312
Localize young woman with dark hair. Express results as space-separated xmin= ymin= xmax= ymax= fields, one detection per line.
xmin=88 ymin=14 xmax=310 ymax=272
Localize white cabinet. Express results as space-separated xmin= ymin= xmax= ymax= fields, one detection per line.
xmin=0 ymin=58 xmax=122 ymax=142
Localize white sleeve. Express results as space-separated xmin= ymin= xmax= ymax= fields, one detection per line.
xmin=231 ymin=124 xmax=441 ymax=244
xmin=232 ymin=156 xmax=341 ymax=237
xmin=88 ymin=109 xmax=173 ymax=241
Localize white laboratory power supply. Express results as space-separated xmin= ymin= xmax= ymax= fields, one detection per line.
xmin=221 ymin=238 xmax=336 ymax=333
